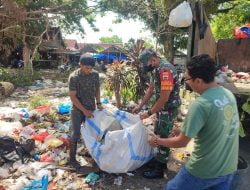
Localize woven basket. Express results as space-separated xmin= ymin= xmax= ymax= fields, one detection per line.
xmin=0 ymin=82 xmax=14 ymax=97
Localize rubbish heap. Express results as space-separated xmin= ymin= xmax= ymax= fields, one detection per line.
xmin=0 ymin=79 xmax=100 ymax=190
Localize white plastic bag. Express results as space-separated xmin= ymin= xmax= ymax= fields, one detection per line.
xmin=0 ymin=121 xmax=22 ymax=137
xmin=168 ymin=1 xmax=193 ymax=28
xmin=81 ymin=109 xmax=153 ymax=173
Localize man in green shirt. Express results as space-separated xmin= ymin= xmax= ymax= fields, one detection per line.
xmin=149 ymin=54 xmax=239 ymax=190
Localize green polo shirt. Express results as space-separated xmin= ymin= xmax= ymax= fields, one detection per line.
xmin=182 ymin=86 xmax=239 ymax=178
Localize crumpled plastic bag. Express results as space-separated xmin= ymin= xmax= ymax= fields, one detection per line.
xmin=44 ymin=136 xmax=63 ymax=148
xmin=0 ymin=121 xmax=23 ymax=137
xmin=32 ymin=132 xmax=50 ymax=142
xmin=32 ymin=106 xmax=51 ymax=116
xmin=40 ymin=153 xmax=53 ymax=162
xmin=20 ymin=125 xmax=35 ymax=139
xmin=234 ymin=24 xmax=250 ymax=39
xmin=169 ymin=1 xmax=193 ymax=28
xmin=84 ymin=172 xmax=100 ymax=184
xmin=0 ymin=107 xmax=22 ymax=120
xmin=57 ymin=102 xmax=71 ymax=114
xmin=22 ymin=175 xmax=48 ymax=190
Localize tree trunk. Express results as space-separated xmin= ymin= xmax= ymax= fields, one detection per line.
xmin=22 ymin=28 xmax=33 ymax=75
xmin=162 ymin=27 xmax=174 ymax=63
xmin=23 ymin=44 xmax=30 ymax=67
xmin=23 ymin=43 xmax=33 ymax=74
xmin=162 ymin=0 xmax=179 ymax=63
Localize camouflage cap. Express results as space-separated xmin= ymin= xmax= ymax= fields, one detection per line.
xmin=139 ymin=49 xmax=157 ymax=67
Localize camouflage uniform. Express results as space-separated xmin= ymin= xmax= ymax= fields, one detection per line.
xmin=150 ymin=59 xmax=181 ymax=163
xmin=68 ymin=68 xmax=100 ymax=141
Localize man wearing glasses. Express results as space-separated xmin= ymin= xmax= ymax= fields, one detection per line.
xmin=149 ymin=54 xmax=239 ymax=190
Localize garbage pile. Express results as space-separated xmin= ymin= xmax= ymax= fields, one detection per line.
xmin=8 ymin=79 xmax=68 ymax=101
xmin=216 ymin=68 xmax=250 ymax=84
xmin=228 ymin=71 xmax=250 ymax=84
xmin=0 ymin=78 xmax=188 ymax=189
xmin=0 ymin=98 xmax=99 ymax=190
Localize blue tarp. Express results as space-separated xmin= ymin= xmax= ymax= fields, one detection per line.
xmin=93 ymin=54 xmax=127 ymax=60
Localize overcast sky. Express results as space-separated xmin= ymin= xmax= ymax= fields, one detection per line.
xmin=64 ymin=12 xmax=153 ymax=43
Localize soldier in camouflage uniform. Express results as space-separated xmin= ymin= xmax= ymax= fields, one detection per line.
xmin=68 ymin=54 xmax=102 ymax=172
xmin=133 ymin=49 xmax=181 ymax=179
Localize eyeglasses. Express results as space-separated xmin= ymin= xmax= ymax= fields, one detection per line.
xmin=184 ymin=77 xmax=193 ymax=82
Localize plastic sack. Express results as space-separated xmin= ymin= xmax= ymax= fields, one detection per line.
xmin=234 ymin=24 xmax=250 ymax=39
xmin=0 ymin=107 xmax=21 ymax=120
xmin=33 ymin=106 xmax=51 ymax=115
xmin=22 ymin=175 xmax=48 ymax=190
xmin=32 ymin=132 xmax=50 ymax=142
xmin=81 ymin=109 xmax=153 ymax=173
xmin=84 ymin=172 xmax=101 ymax=184
xmin=54 ymin=121 xmax=70 ymax=131
xmin=0 ymin=121 xmax=22 ymax=137
xmin=44 ymin=136 xmax=63 ymax=148
xmin=168 ymin=1 xmax=193 ymax=28
xmin=17 ymin=108 xmax=30 ymax=118
xmin=20 ymin=125 xmax=35 ymax=139
xmin=40 ymin=153 xmax=53 ymax=162
xmin=58 ymin=102 xmax=71 ymax=114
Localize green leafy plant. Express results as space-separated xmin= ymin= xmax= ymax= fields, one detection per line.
xmin=105 ymin=61 xmax=137 ymax=107
xmin=102 ymin=84 xmax=114 ymax=100
xmin=0 ymin=67 xmax=41 ymax=86
xmin=121 ymin=88 xmax=134 ymax=106
xmin=28 ymin=95 xmax=49 ymax=109
xmin=211 ymin=0 xmax=250 ymax=40
xmin=239 ymin=97 xmax=250 ymax=137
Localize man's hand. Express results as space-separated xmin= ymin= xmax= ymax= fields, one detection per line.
xmin=132 ymin=105 xmax=141 ymax=114
xmin=149 ymin=133 xmax=159 ymax=147
xmin=170 ymin=127 xmax=181 ymax=137
xmin=83 ymin=110 xmax=94 ymax=118
xmin=97 ymin=104 xmax=103 ymax=110
xmin=139 ymin=111 xmax=149 ymax=120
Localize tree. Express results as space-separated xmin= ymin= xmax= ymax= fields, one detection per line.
xmin=124 ymin=38 xmax=154 ymax=50
xmin=99 ymin=35 xmax=123 ymax=43
xmin=0 ymin=0 xmax=96 ymax=75
xmin=211 ymin=0 xmax=250 ymax=40
xmin=98 ymin=0 xmax=186 ymax=61
xmin=98 ymin=0 xmax=245 ymax=61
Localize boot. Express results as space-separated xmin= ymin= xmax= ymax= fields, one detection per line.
xmin=69 ymin=140 xmax=100 ymax=175
xmin=142 ymin=161 xmax=166 ymax=179
xmin=69 ymin=140 xmax=81 ymax=169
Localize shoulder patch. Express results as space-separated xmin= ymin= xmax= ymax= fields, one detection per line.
xmin=160 ymin=69 xmax=173 ymax=91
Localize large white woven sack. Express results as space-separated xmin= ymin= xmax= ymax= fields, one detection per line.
xmin=81 ymin=109 xmax=153 ymax=173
